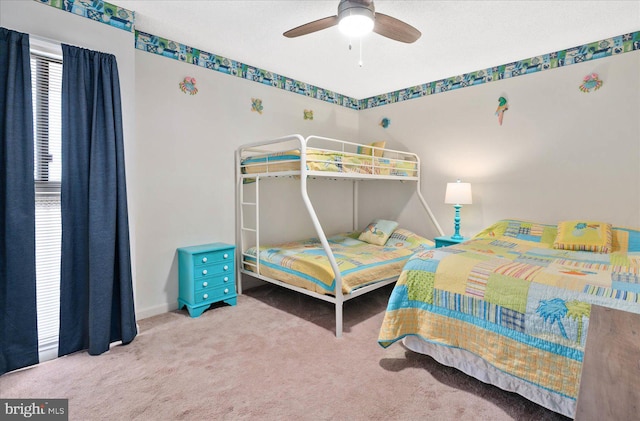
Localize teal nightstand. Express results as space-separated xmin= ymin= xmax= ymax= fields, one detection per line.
xmin=178 ymin=242 xmax=237 ymax=318
xmin=434 ymin=236 xmax=466 ymax=248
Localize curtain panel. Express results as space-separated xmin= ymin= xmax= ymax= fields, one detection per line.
xmin=59 ymin=44 xmax=137 ymax=357
xmin=0 ymin=27 xmax=39 ymax=375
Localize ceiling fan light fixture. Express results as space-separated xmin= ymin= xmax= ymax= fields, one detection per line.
xmin=283 ymin=0 xmax=420 ymax=44
xmin=338 ymin=8 xmax=374 ymax=37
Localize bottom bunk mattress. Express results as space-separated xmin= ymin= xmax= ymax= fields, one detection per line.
xmin=378 ymin=219 xmax=640 ymax=418
xmin=244 ymin=228 xmax=434 ymax=295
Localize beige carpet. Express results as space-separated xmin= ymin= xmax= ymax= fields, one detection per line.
xmin=0 ymin=283 xmax=568 ymax=420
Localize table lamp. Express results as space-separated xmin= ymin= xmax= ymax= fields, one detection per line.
xmin=445 ymin=180 xmax=472 ymax=240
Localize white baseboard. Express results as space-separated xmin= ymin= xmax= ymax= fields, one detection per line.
xmin=136 ymin=302 xmax=179 ymax=321
xmin=135 ymin=277 xmax=263 ymax=321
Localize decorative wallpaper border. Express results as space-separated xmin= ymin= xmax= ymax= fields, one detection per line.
xmin=32 ymin=0 xmax=639 ymax=110
xmin=34 ymin=0 xmax=135 ymax=32
xmin=363 ymin=31 xmax=640 ymax=109
xmin=135 ymin=29 xmax=639 ymax=110
xmin=134 ymin=30 xmax=361 ymax=110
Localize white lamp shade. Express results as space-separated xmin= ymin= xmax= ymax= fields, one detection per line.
xmin=445 ymin=182 xmax=472 ymax=205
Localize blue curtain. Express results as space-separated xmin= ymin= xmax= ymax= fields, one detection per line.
xmin=0 ymin=28 xmax=39 ymax=375
xmin=59 ymin=44 xmax=137 ymax=357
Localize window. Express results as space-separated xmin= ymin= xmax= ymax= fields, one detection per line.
xmin=32 ymin=53 xmax=62 ymax=188
xmin=30 ymin=39 xmax=62 ymax=362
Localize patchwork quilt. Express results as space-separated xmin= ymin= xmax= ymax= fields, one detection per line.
xmin=244 ymin=229 xmax=433 ymax=294
xmin=241 ymin=148 xmax=417 ymax=177
xmin=378 ymin=219 xmax=640 ymax=406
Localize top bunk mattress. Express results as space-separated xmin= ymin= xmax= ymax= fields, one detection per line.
xmin=243 ymin=228 xmax=434 ymax=295
xmin=240 ymin=148 xmax=418 ymax=178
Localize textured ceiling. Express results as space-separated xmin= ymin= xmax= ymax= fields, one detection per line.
xmin=114 ymin=0 xmax=640 ymax=99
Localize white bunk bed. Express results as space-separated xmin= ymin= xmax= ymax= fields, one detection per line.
xmin=235 ymin=134 xmax=443 ymax=337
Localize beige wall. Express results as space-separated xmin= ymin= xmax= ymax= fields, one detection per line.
xmin=358 ymin=51 xmax=640 ymax=239
xmin=133 ymin=52 xmax=360 ymax=317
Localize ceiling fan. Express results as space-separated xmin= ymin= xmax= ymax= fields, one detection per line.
xmin=283 ymin=0 xmax=421 ymax=44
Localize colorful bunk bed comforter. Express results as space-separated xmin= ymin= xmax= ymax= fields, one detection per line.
xmin=241 ymin=149 xmax=417 ymax=177
xmin=244 ymin=229 xmax=433 ymax=295
xmin=378 ymin=219 xmax=640 ymax=410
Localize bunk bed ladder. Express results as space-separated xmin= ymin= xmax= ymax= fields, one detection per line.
xmin=237 ymin=175 xmax=259 ymax=295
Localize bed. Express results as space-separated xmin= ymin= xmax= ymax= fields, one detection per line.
xmin=236 ymin=134 xmax=444 ymax=337
xmin=243 ymin=228 xmax=433 ymax=295
xmin=241 ymin=148 xmax=418 ymax=177
xmin=378 ymin=219 xmax=640 ymax=418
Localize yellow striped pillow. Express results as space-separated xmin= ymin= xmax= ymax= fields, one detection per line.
xmin=553 ymin=220 xmax=612 ymax=253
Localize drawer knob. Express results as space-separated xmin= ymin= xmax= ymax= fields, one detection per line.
xmin=224 ymin=288 xmax=229 ymax=294
xmin=203 ymin=293 xmax=209 ymax=299
xmin=202 ymin=257 xmax=208 ymax=263
xmin=202 ymin=269 xmax=208 ymax=275
xmin=224 ymin=276 xmax=229 ymax=282
xmin=202 ymin=281 xmax=208 ymax=287
xmin=223 ymin=265 xmax=229 ymax=271
xmin=223 ymin=253 xmax=229 ymax=259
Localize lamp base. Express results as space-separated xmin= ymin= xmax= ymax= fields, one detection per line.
xmin=452 ymin=204 xmax=463 ymax=240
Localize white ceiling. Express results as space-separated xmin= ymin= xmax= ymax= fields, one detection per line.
xmin=114 ymin=1 xmax=640 ymax=99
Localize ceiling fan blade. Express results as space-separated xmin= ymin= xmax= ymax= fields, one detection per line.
xmin=373 ymin=13 xmax=421 ymax=43
xmin=283 ymin=15 xmax=339 ymax=38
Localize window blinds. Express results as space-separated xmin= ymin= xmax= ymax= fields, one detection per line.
xmin=31 ymin=53 xmax=62 ymax=187
xmin=31 ymin=50 xmax=62 ymax=362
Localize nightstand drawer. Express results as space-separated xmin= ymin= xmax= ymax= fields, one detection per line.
xmin=194 ymin=250 xmax=234 ymax=266
xmin=193 ymin=262 xmax=233 ymax=279
xmin=195 ymin=285 xmax=236 ymax=304
xmin=194 ymin=273 xmax=234 ymax=291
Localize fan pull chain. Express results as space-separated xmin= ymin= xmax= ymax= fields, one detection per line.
xmin=347 ymin=39 xmax=363 ymax=67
